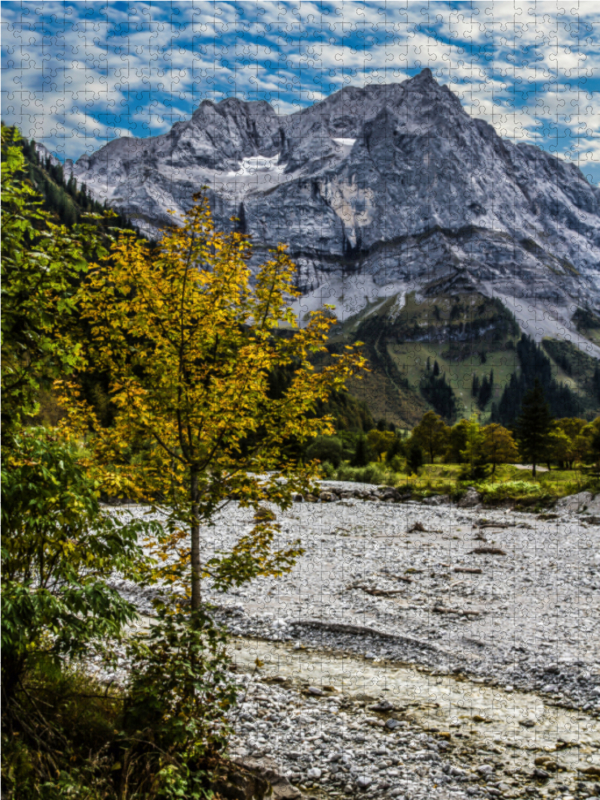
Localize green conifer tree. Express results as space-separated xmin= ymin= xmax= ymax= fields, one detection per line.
xmin=516 ymin=379 xmax=553 ymax=477
xmin=406 ymin=439 xmax=424 ymax=475
xmin=352 ymin=434 xmax=372 ymax=467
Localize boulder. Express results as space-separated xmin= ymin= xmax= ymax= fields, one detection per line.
xmin=458 ymin=488 xmax=482 ymax=508
xmin=210 ymin=760 xmax=271 ymax=800
xmin=556 ymin=491 xmax=594 ymax=514
xmin=232 ymin=756 xmax=304 ymax=799
xmin=421 ymin=494 xmax=450 ymax=506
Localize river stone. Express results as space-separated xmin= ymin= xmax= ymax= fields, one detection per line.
xmin=459 ymin=488 xmax=482 ymax=508
xmin=556 ymin=491 xmax=594 ymax=513
xmin=232 ymin=756 xmax=303 ymax=800
xmin=386 ymin=718 xmax=403 ymax=730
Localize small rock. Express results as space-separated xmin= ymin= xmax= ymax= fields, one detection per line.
xmin=356 ymin=775 xmax=373 ymax=789
xmin=369 ymin=700 xmax=395 ymax=712
xmin=532 ymin=768 xmax=549 ymax=780
xmin=534 ymin=757 xmax=558 ymax=771
xmin=385 ymin=718 xmax=403 ymax=730
xmin=580 ymin=765 xmax=600 ymax=777
xmin=307 ymin=686 xmax=325 ymax=696
xmin=306 ymin=767 xmax=322 ymax=780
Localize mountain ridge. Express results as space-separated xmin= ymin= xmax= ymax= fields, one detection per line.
xmin=68 ymin=68 xmax=600 ymax=381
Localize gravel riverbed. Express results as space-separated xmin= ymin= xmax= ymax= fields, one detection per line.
xmin=107 ymin=485 xmax=600 ymax=800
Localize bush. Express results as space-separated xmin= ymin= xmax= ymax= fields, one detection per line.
xmin=476 ymin=480 xmax=544 ymax=500
xmin=1 ymin=428 xmax=160 ymax=707
xmin=121 ymin=606 xmax=237 ymax=798
xmin=319 ymin=461 xmax=337 ymax=479
xmin=336 ymin=463 xmax=395 ymax=485
xmin=305 ymin=436 xmax=343 ymax=468
xmin=1 ymin=608 xmax=239 ymax=800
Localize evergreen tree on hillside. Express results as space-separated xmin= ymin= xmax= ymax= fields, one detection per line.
xmin=406 ymin=439 xmax=424 ymax=475
xmin=420 ymin=369 xmax=457 ymax=422
xmin=4 ymin=125 xmax=134 ymax=232
xmin=492 ymin=334 xmax=581 ymax=425
xmin=515 ymin=379 xmax=553 ymax=476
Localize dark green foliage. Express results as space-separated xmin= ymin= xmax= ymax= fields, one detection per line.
xmin=542 ymin=337 xmax=600 ymax=408
xmin=590 ymin=425 xmax=600 ymax=465
xmin=515 ymin=379 xmax=554 ymax=476
xmin=1 ymin=609 xmax=238 ymax=800
xmin=352 ymin=434 xmax=373 ymax=467
xmin=385 ymin=435 xmax=405 ymax=463
xmin=419 ymin=368 xmax=457 ymax=422
xmin=121 ymin=606 xmax=237 ymax=798
xmin=445 ymin=418 xmax=470 ymax=464
xmin=11 ymin=130 xmax=134 ymax=232
xmin=493 ymin=335 xmax=583 ymax=425
xmin=406 ymin=439 xmax=424 ymax=474
xmin=305 ymin=436 xmax=343 ymax=467
xmin=471 ymin=374 xmax=480 ymax=398
xmin=317 ymin=388 xmax=374 ymax=433
xmin=477 ymin=370 xmax=494 ymax=409
xmin=572 ymin=306 xmax=600 ymax=335
xmin=1 ymin=428 xmax=160 ymax=706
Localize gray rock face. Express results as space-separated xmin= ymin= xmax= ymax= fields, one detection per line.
xmin=70 ymin=69 xmax=600 ymax=344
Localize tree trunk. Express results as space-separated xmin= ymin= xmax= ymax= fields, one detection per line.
xmin=532 ymin=461 xmax=536 ymax=478
xmin=190 ymin=468 xmax=201 ymax=614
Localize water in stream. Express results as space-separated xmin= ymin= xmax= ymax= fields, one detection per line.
xmin=231 ymin=637 xmax=600 ymax=780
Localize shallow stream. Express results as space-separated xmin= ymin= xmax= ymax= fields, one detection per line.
xmin=231 ymin=636 xmax=600 ymax=784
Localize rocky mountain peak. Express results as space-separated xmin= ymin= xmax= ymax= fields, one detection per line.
xmin=69 ymin=70 xmax=600 ymax=356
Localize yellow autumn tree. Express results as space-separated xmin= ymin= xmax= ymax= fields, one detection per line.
xmin=481 ymin=423 xmax=519 ymax=475
xmin=63 ymin=195 xmax=366 ymax=613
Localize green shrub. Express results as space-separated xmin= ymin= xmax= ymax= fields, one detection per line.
xmin=336 ymin=463 xmax=395 ymax=485
xmin=305 ymin=436 xmax=343 ymax=468
xmin=121 ymin=606 xmax=237 ymax=798
xmin=477 ymin=480 xmax=544 ymax=499
xmin=1 ymin=428 xmax=160 ymax=707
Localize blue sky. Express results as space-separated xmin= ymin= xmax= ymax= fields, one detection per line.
xmin=2 ymin=1 xmax=599 ymax=183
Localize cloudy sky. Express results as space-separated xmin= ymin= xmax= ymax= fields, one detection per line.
xmin=2 ymin=0 xmax=599 ymax=183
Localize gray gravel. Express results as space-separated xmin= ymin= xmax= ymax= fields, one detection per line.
xmin=107 ymin=486 xmax=600 ymax=799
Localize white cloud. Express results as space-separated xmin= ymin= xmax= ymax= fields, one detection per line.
xmin=1 ymin=0 xmax=598 ymax=181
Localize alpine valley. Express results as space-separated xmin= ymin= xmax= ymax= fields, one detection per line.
xmin=64 ymin=68 xmax=600 ymax=425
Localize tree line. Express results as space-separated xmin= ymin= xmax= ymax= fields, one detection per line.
xmin=309 ymin=381 xmax=600 ymax=480
xmin=10 ymin=127 xmax=135 ymax=232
